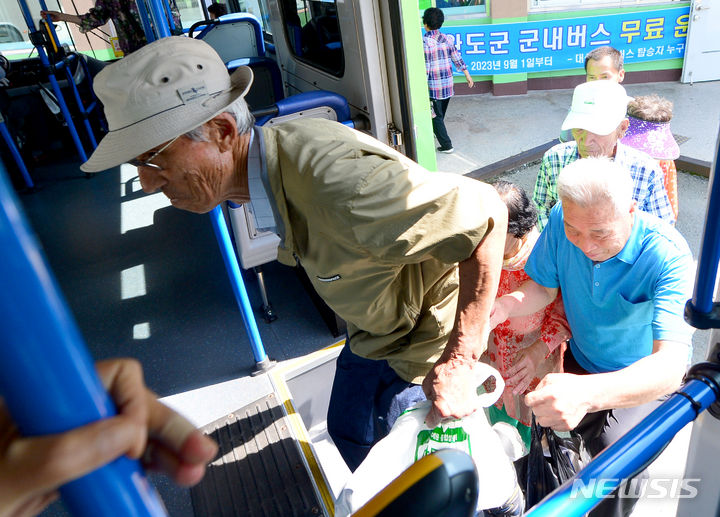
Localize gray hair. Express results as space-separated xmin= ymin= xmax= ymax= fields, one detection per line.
xmin=627 ymin=94 xmax=674 ymax=123
xmin=557 ymin=157 xmax=633 ymax=215
xmin=184 ymin=97 xmax=255 ymax=142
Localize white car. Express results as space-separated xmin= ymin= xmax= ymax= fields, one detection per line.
xmin=0 ymin=22 xmax=26 ymax=45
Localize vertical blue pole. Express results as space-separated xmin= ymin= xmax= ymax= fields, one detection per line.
xmin=0 ymin=158 xmax=167 ymax=516
xmin=146 ymin=0 xmax=172 ymax=38
xmin=135 ymin=0 xmax=157 ymax=44
xmin=19 ymin=0 xmax=89 ymax=162
xmin=209 ymin=205 xmax=271 ymax=368
xmin=690 ymin=125 xmax=720 ymax=314
xmin=162 ymin=0 xmax=177 ymax=32
xmin=61 ymin=57 xmax=98 ymax=149
xmin=0 ymin=117 xmax=34 ymax=189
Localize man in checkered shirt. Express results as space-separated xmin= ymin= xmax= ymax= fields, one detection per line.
xmin=423 ymin=7 xmax=474 ymax=154
xmin=534 ymin=80 xmax=674 ymax=230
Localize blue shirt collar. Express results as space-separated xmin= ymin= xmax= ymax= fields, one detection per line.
xmin=613 ymin=211 xmax=644 ymax=264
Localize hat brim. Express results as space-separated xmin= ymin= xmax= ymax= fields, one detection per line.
xmin=560 ymin=112 xmax=624 ymax=136
xmin=621 ymin=119 xmax=680 ymax=160
xmin=81 ymin=66 xmax=253 ymax=173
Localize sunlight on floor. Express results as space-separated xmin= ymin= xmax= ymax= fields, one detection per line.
xmin=119 ymin=164 xmax=171 ymax=234
xmin=121 ymin=264 xmax=147 ymax=300
xmin=133 ymin=322 xmax=151 ymax=339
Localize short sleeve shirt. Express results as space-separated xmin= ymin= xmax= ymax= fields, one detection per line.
xmin=525 ymin=204 xmax=694 ymax=373
xmin=533 ymin=141 xmax=675 ymax=230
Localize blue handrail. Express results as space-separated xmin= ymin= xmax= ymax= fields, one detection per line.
xmin=146 ymin=0 xmax=171 ymax=39
xmin=525 ymin=379 xmax=718 ymax=516
xmin=209 ymin=205 xmax=269 ymax=366
xmin=135 ymin=0 xmax=156 ymax=44
xmin=690 ymin=125 xmax=720 ymax=314
xmin=0 ymin=158 xmax=167 ymax=516
xmin=18 ymin=0 xmax=90 ymax=162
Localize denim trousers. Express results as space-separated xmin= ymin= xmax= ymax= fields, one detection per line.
xmin=326 ymin=344 xmax=426 ymax=472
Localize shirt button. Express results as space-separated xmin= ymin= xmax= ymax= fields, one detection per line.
xmin=594 ymin=264 xmax=600 ymax=269
xmin=594 ymin=282 xmax=599 ymax=286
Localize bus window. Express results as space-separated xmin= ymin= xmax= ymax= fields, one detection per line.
xmin=176 ymin=0 xmax=204 ymax=30
xmin=435 ymin=0 xmax=486 ymax=16
xmin=279 ymin=0 xmax=344 ymax=77
xmin=243 ymin=0 xmax=272 ymax=40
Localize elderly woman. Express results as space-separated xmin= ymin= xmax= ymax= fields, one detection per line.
xmin=622 ymin=94 xmax=680 ymax=221
xmin=483 ymin=181 xmax=570 ymax=443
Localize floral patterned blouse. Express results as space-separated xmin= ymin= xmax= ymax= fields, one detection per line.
xmin=482 ymin=228 xmax=571 ymax=426
xmin=79 ymin=0 xmax=181 ymax=56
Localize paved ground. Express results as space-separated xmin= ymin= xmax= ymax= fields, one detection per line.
xmin=435 ymin=80 xmax=720 ymax=174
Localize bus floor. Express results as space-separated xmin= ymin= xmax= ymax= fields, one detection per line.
xmin=15 ymin=159 xmax=339 ymax=516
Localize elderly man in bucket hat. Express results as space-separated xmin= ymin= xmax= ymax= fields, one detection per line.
xmin=533 ymin=80 xmax=674 ymax=230
xmin=81 ymin=37 xmax=509 ymax=475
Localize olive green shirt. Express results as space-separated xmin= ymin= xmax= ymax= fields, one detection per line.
xmin=260 ymin=119 xmax=494 ymax=383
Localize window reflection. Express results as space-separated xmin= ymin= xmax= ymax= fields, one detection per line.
xmin=279 ymin=0 xmax=343 ymax=77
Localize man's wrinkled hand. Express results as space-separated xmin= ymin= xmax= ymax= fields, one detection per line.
xmin=422 ymin=357 xmax=480 ymax=428
xmin=524 ymin=373 xmax=591 ymax=431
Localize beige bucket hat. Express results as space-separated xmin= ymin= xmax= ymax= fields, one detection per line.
xmin=81 ymin=36 xmax=253 ymax=172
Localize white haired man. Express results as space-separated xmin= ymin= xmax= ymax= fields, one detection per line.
xmin=535 ymin=80 xmax=674 ymax=230
xmin=492 ymin=157 xmax=693 ymax=516
xmin=80 ymin=37 xmax=509 ymax=477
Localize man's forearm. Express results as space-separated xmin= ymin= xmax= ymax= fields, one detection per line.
xmin=444 ymin=205 xmax=507 ymax=362
xmin=503 ymin=280 xmax=558 ymax=319
xmin=581 ymin=341 xmax=688 ymax=411
xmin=44 ymin=12 xmax=82 ymax=25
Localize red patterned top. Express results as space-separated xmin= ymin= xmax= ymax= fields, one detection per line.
xmin=482 ymin=228 xmax=570 ymax=426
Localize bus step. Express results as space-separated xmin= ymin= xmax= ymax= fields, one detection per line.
xmin=190 ymin=393 xmax=322 ymax=516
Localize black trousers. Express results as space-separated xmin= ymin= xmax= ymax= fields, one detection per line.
xmin=430 ymin=97 xmax=452 ymax=149
xmin=565 ymin=349 xmax=666 ymax=517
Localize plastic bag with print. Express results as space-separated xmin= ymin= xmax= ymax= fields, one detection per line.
xmin=335 ymin=363 xmax=520 ymax=516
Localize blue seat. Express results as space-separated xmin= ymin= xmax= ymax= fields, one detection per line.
xmin=196 ymin=13 xmax=284 ymax=112
xmin=195 ymin=13 xmax=265 ymax=61
xmin=227 ymin=56 xmax=284 ymax=111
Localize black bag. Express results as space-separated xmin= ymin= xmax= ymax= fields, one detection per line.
xmin=515 ymin=416 xmax=591 ymax=510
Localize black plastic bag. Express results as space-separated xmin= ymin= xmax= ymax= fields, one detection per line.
xmin=546 ymin=421 xmax=591 ymax=485
xmin=515 ymin=416 xmax=591 ymax=510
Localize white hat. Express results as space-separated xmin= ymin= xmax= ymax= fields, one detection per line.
xmin=81 ymin=36 xmax=253 ymax=173
xmin=561 ymin=81 xmax=632 ymax=136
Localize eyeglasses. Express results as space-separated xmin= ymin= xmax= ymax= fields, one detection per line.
xmin=127 ymin=135 xmax=181 ymax=170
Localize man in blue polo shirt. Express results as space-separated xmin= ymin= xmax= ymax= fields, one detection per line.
xmin=491 ymin=157 xmax=693 ymax=516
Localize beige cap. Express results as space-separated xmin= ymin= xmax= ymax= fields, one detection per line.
xmin=561 ymin=80 xmax=632 ymax=136
xmin=82 ymin=36 xmax=253 ymax=172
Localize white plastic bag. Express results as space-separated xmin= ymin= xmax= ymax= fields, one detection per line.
xmin=335 ymin=363 xmax=519 ymax=516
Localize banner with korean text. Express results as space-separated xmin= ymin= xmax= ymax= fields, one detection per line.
xmin=439 ymin=6 xmax=690 ymax=75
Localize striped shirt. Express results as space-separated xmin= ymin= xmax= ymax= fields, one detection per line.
xmin=423 ymin=30 xmax=467 ymax=100
xmin=533 ymin=141 xmax=675 ymax=230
